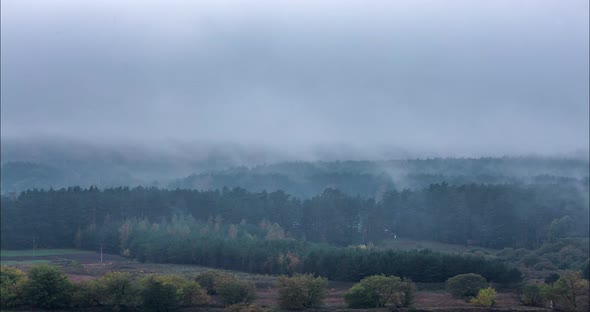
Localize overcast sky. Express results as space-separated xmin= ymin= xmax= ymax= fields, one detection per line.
xmin=1 ymin=0 xmax=588 ymax=157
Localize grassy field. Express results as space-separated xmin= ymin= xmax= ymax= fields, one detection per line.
xmin=1 ymin=259 xmax=51 ymax=265
xmin=1 ymin=249 xmax=90 ymax=257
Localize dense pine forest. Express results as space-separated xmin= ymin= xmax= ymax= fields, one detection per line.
xmin=2 ymin=171 xmax=588 ymax=285
xmin=2 ymin=180 xmax=587 ymax=250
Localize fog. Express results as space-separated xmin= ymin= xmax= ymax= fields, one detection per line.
xmin=1 ymin=0 xmax=588 ymax=158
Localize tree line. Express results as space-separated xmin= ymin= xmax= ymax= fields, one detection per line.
xmin=73 ymin=216 xmax=522 ymax=283
xmin=2 ymin=182 xmax=588 ymax=250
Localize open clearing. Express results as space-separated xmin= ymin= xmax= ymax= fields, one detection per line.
xmin=0 ymin=249 xmax=547 ymax=311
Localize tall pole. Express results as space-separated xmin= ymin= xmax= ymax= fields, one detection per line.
xmin=32 ymin=237 xmax=37 ymax=259
xmin=100 ymin=244 xmax=103 ymax=263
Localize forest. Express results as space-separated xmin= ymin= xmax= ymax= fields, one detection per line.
xmin=2 ymin=180 xmax=587 ymax=250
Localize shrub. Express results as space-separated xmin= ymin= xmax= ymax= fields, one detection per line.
xmin=71 ymin=280 xmax=104 ymax=308
xmin=344 ymin=275 xmax=415 ymax=308
xmin=445 ymin=273 xmax=487 ymax=298
xmin=195 ymin=270 xmax=234 ymax=295
xmin=396 ymin=278 xmax=416 ymax=308
xmin=142 ymin=276 xmax=179 ymax=312
xmin=344 ymin=283 xmax=374 ymax=308
xmin=217 ymin=278 xmax=256 ymax=305
xmin=470 ymin=287 xmax=496 ymax=307
xmin=22 ymin=265 xmax=73 ymax=309
xmin=518 ymin=284 xmax=543 ymax=307
xmin=0 ymin=266 xmax=26 ymax=309
xmin=277 ymin=273 xmax=327 ymax=309
xmin=153 ymin=275 xmax=209 ymax=306
xmin=101 ymin=271 xmax=141 ymax=308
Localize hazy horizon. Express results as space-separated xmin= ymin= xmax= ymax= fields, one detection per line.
xmin=2 ymin=0 xmax=589 ymax=159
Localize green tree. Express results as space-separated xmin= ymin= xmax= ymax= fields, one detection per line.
xmin=277 ymin=273 xmax=327 ymax=309
xmin=518 ymin=284 xmax=543 ymax=307
xmin=22 ymin=265 xmax=73 ymax=309
xmin=445 ymin=273 xmax=487 ymax=298
xmin=0 ymin=266 xmax=26 ymax=309
xmin=541 ymin=271 xmax=589 ymax=312
xmin=101 ymin=271 xmax=141 ymax=308
xmin=142 ymin=276 xmax=178 ymax=312
xmin=217 ymin=278 xmax=256 ymax=305
xmin=195 ymin=270 xmax=234 ymax=295
xmin=153 ymin=275 xmax=209 ymax=306
xmin=344 ymin=275 xmax=413 ymax=308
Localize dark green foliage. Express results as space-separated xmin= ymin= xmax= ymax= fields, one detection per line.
xmin=540 ymin=271 xmax=589 ymax=312
xmin=2 ymin=179 xmax=588 ymax=250
xmin=101 ymin=272 xmax=141 ymax=308
xmin=521 ymin=254 xmax=542 ymax=267
xmin=71 ymin=280 xmax=104 ymax=308
xmin=0 ymin=266 xmax=25 ymax=309
xmin=195 ymin=270 xmax=233 ymax=295
xmin=544 ymin=273 xmax=560 ymax=284
xmin=445 ymin=273 xmax=488 ymax=298
xmin=344 ymin=284 xmax=374 ymax=308
xmin=518 ymin=284 xmax=543 ymax=307
xmin=344 ymin=275 xmax=415 ymax=308
xmin=22 ymin=265 xmax=73 ymax=309
xmin=217 ymin=278 xmax=256 ymax=305
xmin=277 ymin=274 xmax=327 ymax=309
xmin=141 ymin=276 xmax=179 ymax=312
xmin=82 ymin=215 xmax=524 ymax=284
xmin=302 ymin=247 xmax=521 ymax=283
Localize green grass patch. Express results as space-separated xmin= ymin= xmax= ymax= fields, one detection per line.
xmin=0 ymin=259 xmax=51 ymax=265
xmin=1 ymin=249 xmax=88 ymax=257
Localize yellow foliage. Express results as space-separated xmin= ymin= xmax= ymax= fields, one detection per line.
xmin=470 ymin=287 xmax=496 ymax=307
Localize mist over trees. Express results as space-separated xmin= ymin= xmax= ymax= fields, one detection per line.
xmin=2 ymin=179 xmax=587 ymax=250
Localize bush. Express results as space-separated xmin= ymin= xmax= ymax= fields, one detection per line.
xmin=396 ymin=278 xmax=416 ymax=308
xmin=0 ymin=266 xmax=26 ymax=309
xmin=195 ymin=270 xmax=234 ymax=295
xmin=101 ymin=271 xmax=141 ymax=308
xmin=470 ymin=287 xmax=496 ymax=307
xmin=142 ymin=276 xmax=179 ymax=312
xmin=277 ymin=273 xmax=327 ymax=309
xmin=445 ymin=273 xmax=487 ymax=298
xmin=518 ymin=284 xmax=543 ymax=307
xmin=22 ymin=265 xmax=73 ymax=309
xmin=153 ymin=275 xmax=209 ymax=306
xmin=344 ymin=275 xmax=415 ymax=308
xmin=71 ymin=280 xmax=105 ymax=308
xmin=217 ymin=278 xmax=256 ymax=305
